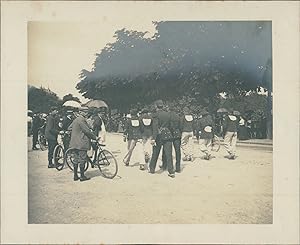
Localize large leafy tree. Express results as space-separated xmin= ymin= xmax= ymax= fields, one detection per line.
xmin=76 ymin=21 xmax=272 ymax=113
xmin=28 ymin=85 xmax=62 ymax=113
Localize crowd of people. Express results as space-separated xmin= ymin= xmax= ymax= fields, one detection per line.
xmin=29 ymin=106 xmax=106 ymax=182
xmin=28 ymin=99 xmax=243 ymax=180
xmin=122 ymin=100 xmax=240 ymax=178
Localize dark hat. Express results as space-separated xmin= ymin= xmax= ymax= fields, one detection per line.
xmin=141 ymin=108 xmax=149 ymax=114
xmin=78 ymin=106 xmax=89 ymax=111
xmin=130 ymin=108 xmax=138 ymax=115
xmin=49 ymin=106 xmax=58 ymax=112
xmin=155 ymin=100 xmax=164 ymax=108
xmin=228 ymin=108 xmax=234 ymax=114
xmin=201 ymin=109 xmax=209 ymax=116
xmin=233 ymin=110 xmax=241 ymax=116
xmin=183 ymin=107 xmax=191 ymax=114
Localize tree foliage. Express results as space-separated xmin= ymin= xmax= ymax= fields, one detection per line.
xmin=62 ymin=93 xmax=81 ymax=104
xmin=28 ymin=85 xmax=62 ymax=113
xmin=76 ymin=21 xmax=272 ymax=111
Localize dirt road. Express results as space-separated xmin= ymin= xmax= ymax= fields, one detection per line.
xmin=28 ymin=133 xmax=272 ymax=224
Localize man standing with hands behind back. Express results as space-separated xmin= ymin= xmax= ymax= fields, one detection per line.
xmin=149 ymin=100 xmax=175 ymax=178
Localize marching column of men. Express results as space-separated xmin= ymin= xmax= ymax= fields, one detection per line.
xmin=121 ymin=100 xmax=241 ymax=178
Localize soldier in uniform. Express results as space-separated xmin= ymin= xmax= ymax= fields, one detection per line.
xmin=197 ymin=110 xmax=214 ymax=160
xmin=123 ymin=109 xmax=145 ymax=168
xmin=139 ymin=108 xmax=154 ymax=170
xmin=180 ymin=107 xmax=196 ymax=161
xmin=223 ymin=109 xmax=239 ymax=159
xmin=149 ymin=100 xmax=175 ymax=178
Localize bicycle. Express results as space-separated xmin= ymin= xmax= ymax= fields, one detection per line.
xmin=64 ymin=140 xmax=118 ymax=179
xmin=37 ymin=125 xmax=48 ymax=151
xmin=53 ymin=131 xmax=71 ymax=171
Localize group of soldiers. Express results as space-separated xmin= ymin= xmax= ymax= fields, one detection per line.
xmin=122 ymin=100 xmax=239 ymax=178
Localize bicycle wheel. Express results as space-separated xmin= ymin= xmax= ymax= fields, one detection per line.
xmin=65 ymin=148 xmax=89 ymax=172
xmin=53 ymin=145 xmax=65 ymax=171
xmin=97 ymin=149 xmax=118 ymax=179
xmin=211 ymin=135 xmax=221 ymax=152
xmin=38 ymin=132 xmax=48 ymax=151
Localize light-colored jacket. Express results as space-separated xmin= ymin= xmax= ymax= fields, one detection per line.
xmin=69 ymin=116 xmax=97 ymax=150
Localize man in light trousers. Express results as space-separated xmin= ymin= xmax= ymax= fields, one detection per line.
xmin=180 ymin=107 xmax=196 ymax=161
xmin=139 ymin=108 xmax=154 ymax=170
xmin=198 ymin=110 xmax=214 ymax=160
xmin=223 ymin=109 xmax=239 ymax=159
xmin=123 ymin=109 xmax=145 ymax=168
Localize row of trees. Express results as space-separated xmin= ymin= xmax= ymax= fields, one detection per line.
xmin=75 ymin=21 xmax=272 ymax=138
xmin=28 ymin=85 xmax=81 ymax=113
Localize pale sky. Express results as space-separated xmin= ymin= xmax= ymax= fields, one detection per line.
xmin=28 ymin=21 xmax=156 ymax=103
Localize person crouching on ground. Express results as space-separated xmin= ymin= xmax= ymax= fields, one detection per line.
xmin=123 ymin=109 xmax=145 ymax=168
xmin=68 ymin=107 xmax=100 ymax=181
xmin=198 ymin=109 xmax=214 ymax=160
xmin=223 ymin=109 xmax=239 ymax=160
xmin=139 ymin=107 xmax=154 ymax=170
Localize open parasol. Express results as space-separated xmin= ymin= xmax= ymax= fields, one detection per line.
xmin=62 ymin=100 xmax=81 ymax=108
xmin=83 ymin=100 xmax=108 ymax=108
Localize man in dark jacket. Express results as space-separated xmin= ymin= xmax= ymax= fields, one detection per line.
xmin=161 ymin=108 xmax=182 ymax=172
xmin=149 ymin=100 xmax=175 ymax=178
xmin=69 ymin=107 xmax=99 ymax=181
xmin=223 ymin=109 xmax=239 ymax=159
xmin=45 ymin=107 xmax=59 ymax=168
xmin=197 ymin=110 xmax=214 ymax=160
xmin=31 ymin=113 xmax=42 ymax=150
xmin=58 ymin=110 xmax=75 ymax=150
xmin=123 ymin=109 xmax=144 ymax=168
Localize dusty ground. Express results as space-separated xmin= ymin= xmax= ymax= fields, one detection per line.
xmin=28 ymin=133 xmax=272 ymax=224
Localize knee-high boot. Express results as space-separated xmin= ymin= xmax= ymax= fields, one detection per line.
xmin=73 ymin=163 xmax=79 ymax=181
xmin=79 ymin=164 xmax=90 ymax=182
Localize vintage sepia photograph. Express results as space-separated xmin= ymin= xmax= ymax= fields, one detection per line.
xmin=27 ymin=20 xmax=273 ymax=224
xmin=1 ymin=1 xmax=299 ymax=244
